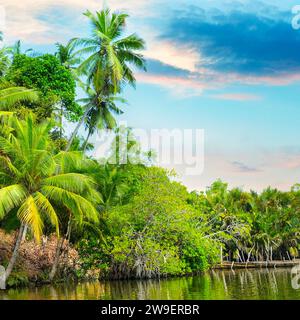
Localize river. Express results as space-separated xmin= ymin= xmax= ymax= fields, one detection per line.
xmin=0 ymin=267 xmax=299 ymax=300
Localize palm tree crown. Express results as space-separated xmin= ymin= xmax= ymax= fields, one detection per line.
xmin=72 ymin=9 xmax=146 ymax=91
xmin=0 ymin=114 xmax=100 ymax=242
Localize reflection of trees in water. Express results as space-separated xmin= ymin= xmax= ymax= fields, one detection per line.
xmin=218 ymin=268 xmax=293 ymax=299
xmin=105 ymin=278 xmax=191 ymax=300
xmin=0 ymin=268 xmax=299 ymax=300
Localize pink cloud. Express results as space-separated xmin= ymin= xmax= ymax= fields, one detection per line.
xmin=225 ymin=72 xmax=300 ymax=86
xmin=136 ymin=73 xmax=208 ymax=97
xmin=277 ymin=156 xmax=300 ymax=169
xmin=136 ymin=63 xmax=300 ymax=97
xmin=211 ymin=93 xmax=262 ymax=101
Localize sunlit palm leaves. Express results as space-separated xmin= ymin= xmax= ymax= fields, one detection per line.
xmin=0 ymin=48 xmax=11 ymax=77
xmin=0 ymin=87 xmax=39 ymax=110
xmin=71 ymin=9 xmax=146 ymax=91
xmin=0 ymin=114 xmax=100 ymax=242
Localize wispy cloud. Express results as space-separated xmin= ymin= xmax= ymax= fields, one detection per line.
xmin=144 ymin=39 xmax=201 ymax=73
xmin=2 ymin=0 xmax=300 ymax=97
xmin=136 ymin=73 xmax=207 ymax=97
xmin=212 ymin=93 xmax=262 ymax=101
xmin=163 ymin=6 xmax=300 ymax=76
xmin=231 ymin=161 xmax=261 ymax=173
xmin=0 ymin=0 xmax=151 ymax=43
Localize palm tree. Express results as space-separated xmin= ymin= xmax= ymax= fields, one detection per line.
xmin=9 ymin=40 xmax=34 ymax=57
xmin=0 ymin=48 xmax=11 ymax=77
xmin=66 ymin=69 xmax=125 ymax=151
xmin=0 ymin=114 xmax=100 ymax=289
xmin=55 ymin=41 xmax=82 ymax=139
xmin=73 ymin=9 xmax=146 ymax=88
xmin=55 ymin=41 xmax=81 ymax=70
xmin=65 ymin=8 xmax=146 ymax=150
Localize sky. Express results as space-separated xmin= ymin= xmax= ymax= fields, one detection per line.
xmin=1 ymin=0 xmax=300 ymax=191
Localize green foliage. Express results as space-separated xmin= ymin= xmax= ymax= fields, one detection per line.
xmin=0 ymin=86 xmax=38 ymax=111
xmin=76 ymin=239 xmax=111 ymax=279
xmin=0 ymin=114 xmax=100 ymax=242
xmin=7 ymin=271 xmax=29 ymax=288
xmin=1 ymin=7 xmax=300 ymax=288
xmin=65 ymin=8 xmax=147 ymax=150
xmin=93 ymin=167 xmax=222 ymax=279
xmin=6 ymin=54 xmax=80 ymax=121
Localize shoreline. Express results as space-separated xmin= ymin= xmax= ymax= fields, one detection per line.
xmin=214 ymin=260 xmax=300 ymax=269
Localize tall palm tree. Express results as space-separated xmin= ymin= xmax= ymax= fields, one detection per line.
xmin=0 ymin=114 xmax=100 ymax=289
xmin=66 ymin=69 xmax=125 ymax=151
xmin=55 ymin=41 xmax=82 ymax=139
xmin=65 ymin=9 xmax=146 ymax=150
xmin=55 ymin=41 xmax=81 ymax=70
xmin=72 ymin=9 xmax=146 ymax=89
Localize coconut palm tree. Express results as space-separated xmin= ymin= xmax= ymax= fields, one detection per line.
xmin=72 ymin=9 xmax=146 ymax=89
xmin=0 ymin=114 xmax=100 ymax=289
xmin=54 ymin=41 xmax=83 ymax=139
xmin=65 ymin=9 xmax=146 ymax=150
xmin=55 ymin=41 xmax=81 ymax=70
xmin=66 ymin=69 xmax=125 ymax=151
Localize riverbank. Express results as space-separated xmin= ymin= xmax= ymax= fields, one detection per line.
xmin=0 ymin=230 xmax=79 ymax=287
xmin=215 ymin=260 xmax=300 ymax=269
xmin=1 ymin=268 xmax=299 ymax=300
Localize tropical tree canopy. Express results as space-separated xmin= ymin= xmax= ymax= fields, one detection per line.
xmin=0 ymin=114 xmax=100 ymax=242
xmin=72 ymin=9 xmax=146 ymax=92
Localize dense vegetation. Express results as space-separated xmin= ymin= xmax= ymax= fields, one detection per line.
xmin=0 ymin=8 xmax=299 ymax=289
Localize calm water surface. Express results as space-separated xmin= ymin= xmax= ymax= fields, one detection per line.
xmin=1 ymin=268 xmax=299 ymax=300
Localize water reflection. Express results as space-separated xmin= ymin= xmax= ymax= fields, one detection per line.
xmin=0 ymin=268 xmax=299 ymax=300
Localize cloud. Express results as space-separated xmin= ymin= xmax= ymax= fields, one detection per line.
xmin=144 ymin=39 xmax=201 ymax=73
xmin=135 ymin=2 xmax=300 ymax=96
xmin=0 ymin=0 xmax=151 ymax=43
xmin=136 ymin=72 xmax=207 ymax=97
xmin=231 ymin=161 xmax=261 ymax=173
xmin=211 ymin=93 xmax=262 ymax=101
xmin=3 ymin=0 xmax=300 ymax=96
xmin=163 ymin=7 xmax=300 ymax=77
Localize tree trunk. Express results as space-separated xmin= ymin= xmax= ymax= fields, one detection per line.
xmin=1 ymin=224 xmax=26 ymax=290
xmin=49 ymin=219 xmax=72 ymax=282
xmin=60 ymin=103 xmax=63 ymax=139
xmin=49 ymin=237 xmax=64 ymax=282
xmin=65 ymin=107 xmax=91 ymax=152
xmin=220 ymin=246 xmax=223 ymax=265
xmin=21 ymin=224 xmax=28 ymax=242
xmin=82 ymin=130 xmax=92 ymax=153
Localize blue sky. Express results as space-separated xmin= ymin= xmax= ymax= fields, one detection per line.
xmin=1 ymin=0 xmax=300 ymax=191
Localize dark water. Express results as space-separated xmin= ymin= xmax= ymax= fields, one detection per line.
xmin=1 ymin=268 xmax=300 ymax=300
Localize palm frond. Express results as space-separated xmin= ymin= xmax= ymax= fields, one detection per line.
xmin=34 ymin=192 xmax=60 ymax=237
xmin=17 ymin=195 xmax=43 ymax=242
xmin=0 ymin=87 xmax=39 ymax=110
xmin=0 ymin=184 xmax=27 ymax=219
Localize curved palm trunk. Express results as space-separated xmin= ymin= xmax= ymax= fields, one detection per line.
xmin=49 ymin=237 xmax=64 ymax=282
xmin=82 ymin=130 xmax=92 ymax=153
xmin=49 ymin=219 xmax=72 ymax=282
xmin=65 ymin=107 xmax=91 ymax=151
xmin=60 ymin=103 xmax=63 ymax=139
xmin=0 ymin=223 xmax=26 ymax=290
